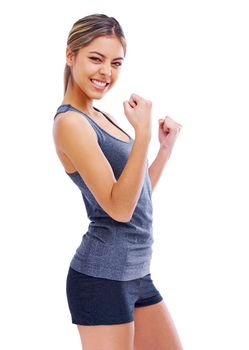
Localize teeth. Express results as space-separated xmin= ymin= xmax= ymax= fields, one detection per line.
xmin=91 ymin=79 xmax=107 ymax=87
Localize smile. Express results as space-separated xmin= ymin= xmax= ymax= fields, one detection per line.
xmin=90 ymin=79 xmax=110 ymax=90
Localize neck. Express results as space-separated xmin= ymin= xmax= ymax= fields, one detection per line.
xmin=62 ymin=78 xmax=95 ymax=116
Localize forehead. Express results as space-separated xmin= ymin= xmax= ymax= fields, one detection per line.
xmin=81 ymin=36 xmax=125 ymax=58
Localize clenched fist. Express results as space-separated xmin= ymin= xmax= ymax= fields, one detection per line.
xmin=158 ymin=116 xmax=182 ymax=150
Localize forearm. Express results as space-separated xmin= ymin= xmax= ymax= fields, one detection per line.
xmin=111 ymin=133 xmax=150 ymax=222
xmin=148 ymin=145 xmax=172 ymax=192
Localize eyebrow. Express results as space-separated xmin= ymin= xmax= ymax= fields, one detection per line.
xmin=89 ymin=51 xmax=124 ymax=60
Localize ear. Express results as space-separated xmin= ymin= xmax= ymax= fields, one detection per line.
xmin=66 ymin=46 xmax=74 ymax=67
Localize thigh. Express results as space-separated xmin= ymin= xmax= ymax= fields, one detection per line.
xmin=134 ymin=300 xmax=183 ymax=350
xmin=77 ymin=322 xmax=134 ymax=350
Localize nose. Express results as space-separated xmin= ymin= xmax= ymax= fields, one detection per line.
xmin=99 ymin=63 xmax=112 ymax=77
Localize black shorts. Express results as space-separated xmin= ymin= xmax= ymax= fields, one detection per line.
xmin=66 ymin=266 xmax=163 ymax=325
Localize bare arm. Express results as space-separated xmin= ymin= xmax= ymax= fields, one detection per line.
xmin=97 ymin=110 xmax=151 ymax=218
xmin=148 ymin=116 xmax=183 ymax=192
xmin=53 ymin=94 xmax=152 ymax=223
xmin=111 ymin=133 xmax=150 ymax=221
xmin=148 ymin=146 xmax=172 ymax=192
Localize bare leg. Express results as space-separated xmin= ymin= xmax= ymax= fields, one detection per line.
xmin=77 ymin=321 xmax=135 ymax=350
xmin=134 ymin=300 xmax=183 ymax=350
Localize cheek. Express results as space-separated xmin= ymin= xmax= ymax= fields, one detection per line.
xmin=75 ymin=61 xmax=98 ymax=80
xmin=81 ymin=68 xmax=95 ymax=81
xmin=112 ymin=68 xmax=121 ymax=80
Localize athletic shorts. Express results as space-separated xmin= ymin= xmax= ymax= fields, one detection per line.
xmin=66 ymin=266 xmax=163 ymax=325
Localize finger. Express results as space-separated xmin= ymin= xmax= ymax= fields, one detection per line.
xmin=131 ymin=93 xmax=142 ymax=100
xmin=123 ymin=100 xmax=133 ymax=112
xmin=128 ymin=98 xmax=137 ymax=108
xmin=159 ymin=119 xmax=166 ymax=129
xmin=130 ymin=93 xmax=142 ymax=105
xmin=159 ymin=119 xmax=170 ymax=132
xmin=164 ymin=124 xmax=170 ymax=132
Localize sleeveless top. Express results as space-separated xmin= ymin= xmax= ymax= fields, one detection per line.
xmin=53 ymin=104 xmax=154 ymax=281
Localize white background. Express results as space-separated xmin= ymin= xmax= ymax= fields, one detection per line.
xmin=0 ymin=0 xmax=248 ymax=349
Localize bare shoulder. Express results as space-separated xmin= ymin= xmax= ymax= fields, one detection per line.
xmin=53 ymin=110 xmax=98 ymax=148
xmin=53 ymin=110 xmax=84 ymax=124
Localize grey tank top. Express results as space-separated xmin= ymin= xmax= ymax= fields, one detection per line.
xmin=54 ymin=104 xmax=154 ymax=281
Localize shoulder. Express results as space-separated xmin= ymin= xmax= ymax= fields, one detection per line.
xmin=53 ymin=110 xmax=98 ymax=146
xmin=53 ymin=110 xmax=82 ymax=125
xmin=53 ymin=110 xmax=85 ymax=135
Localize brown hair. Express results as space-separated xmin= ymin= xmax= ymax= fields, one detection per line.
xmin=63 ymin=14 xmax=127 ymax=95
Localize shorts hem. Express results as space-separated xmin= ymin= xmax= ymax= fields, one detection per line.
xmin=135 ymin=295 xmax=163 ymax=308
xmin=71 ymin=317 xmax=134 ymax=326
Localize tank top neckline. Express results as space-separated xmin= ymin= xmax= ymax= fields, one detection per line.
xmin=59 ymin=103 xmax=133 ymax=145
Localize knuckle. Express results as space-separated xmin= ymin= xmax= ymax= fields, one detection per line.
xmin=132 ymin=93 xmax=140 ymax=100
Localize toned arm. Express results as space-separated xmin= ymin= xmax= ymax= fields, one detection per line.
xmin=53 ymin=110 xmax=150 ymax=223
xmin=53 ymin=112 xmax=122 ymax=220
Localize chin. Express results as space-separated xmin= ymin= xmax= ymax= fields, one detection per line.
xmin=89 ymin=89 xmax=110 ymax=100
xmin=89 ymin=93 xmax=106 ymax=100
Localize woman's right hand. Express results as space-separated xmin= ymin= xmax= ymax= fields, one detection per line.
xmin=123 ymin=93 xmax=152 ymax=140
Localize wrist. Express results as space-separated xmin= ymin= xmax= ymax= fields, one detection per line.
xmin=159 ymin=143 xmax=172 ymax=152
xmin=135 ymin=129 xmax=151 ymax=142
xmin=159 ymin=144 xmax=172 ymax=158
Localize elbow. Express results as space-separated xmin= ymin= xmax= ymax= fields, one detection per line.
xmin=110 ymin=206 xmax=133 ymax=223
xmin=116 ymin=215 xmax=132 ymax=223
xmin=109 ymin=186 xmax=133 ymax=223
xmin=111 ymin=211 xmax=132 ymax=223
xmin=115 ymin=216 xmax=132 ymax=223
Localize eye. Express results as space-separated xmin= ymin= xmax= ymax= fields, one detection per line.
xmin=112 ymin=62 xmax=122 ymax=67
xmin=89 ymin=56 xmax=102 ymax=62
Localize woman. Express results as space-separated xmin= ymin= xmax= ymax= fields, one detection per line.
xmin=53 ymin=13 xmax=183 ymax=350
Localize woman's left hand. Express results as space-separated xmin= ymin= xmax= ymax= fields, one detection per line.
xmin=158 ymin=116 xmax=182 ymax=151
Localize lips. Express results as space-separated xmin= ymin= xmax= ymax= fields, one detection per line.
xmin=90 ymin=79 xmax=110 ymax=89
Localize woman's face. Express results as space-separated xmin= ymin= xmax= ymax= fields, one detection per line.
xmin=66 ymin=35 xmax=125 ymax=100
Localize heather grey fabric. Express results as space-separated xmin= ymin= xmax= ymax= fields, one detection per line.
xmin=54 ymin=104 xmax=154 ymax=281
